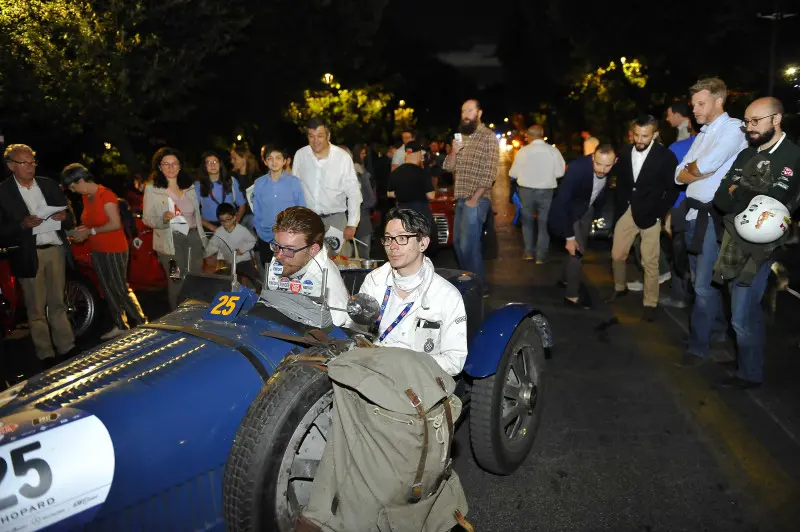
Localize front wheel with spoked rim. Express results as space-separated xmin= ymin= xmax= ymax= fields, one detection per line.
xmin=223 ymin=361 xmax=333 ymax=532
xmin=469 ymin=318 xmax=547 ymax=475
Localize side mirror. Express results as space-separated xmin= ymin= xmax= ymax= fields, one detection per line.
xmin=346 ymin=293 xmax=380 ymax=325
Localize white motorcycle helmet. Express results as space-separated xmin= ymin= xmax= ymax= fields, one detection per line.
xmin=734 ymin=194 xmax=792 ymax=244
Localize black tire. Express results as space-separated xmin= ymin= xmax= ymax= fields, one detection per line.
xmin=46 ymin=274 xmax=99 ymax=338
xmin=469 ymin=318 xmax=547 ymax=475
xmin=224 ymin=361 xmax=333 ymax=532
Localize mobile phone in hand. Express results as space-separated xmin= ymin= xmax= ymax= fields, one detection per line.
xmin=454 ymin=133 xmax=462 ymax=142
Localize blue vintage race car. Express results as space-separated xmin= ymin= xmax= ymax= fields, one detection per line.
xmin=0 ymin=267 xmax=553 ymax=532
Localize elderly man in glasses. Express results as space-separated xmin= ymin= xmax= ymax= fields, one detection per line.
xmin=357 ymin=208 xmax=468 ymax=376
xmin=0 ymin=144 xmax=76 ymax=368
xmin=263 ymin=206 xmax=352 ymax=327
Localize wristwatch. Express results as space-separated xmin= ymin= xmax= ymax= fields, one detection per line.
xmin=90 ymin=228 xmax=97 ymax=236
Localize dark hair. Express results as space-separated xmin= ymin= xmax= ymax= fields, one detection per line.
xmin=669 ymin=102 xmax=690 ymax=117
xmin=230 ymin=142 xmax=260 ymax=182
xmin=150 ymin=147 xmax=193 ymax=190
xmin=60 ymin=163 xmax=94 ymax=186
xmin=632 ymin=114 xmax=658 ymax=130
xmin=261 ymin=145 xmax=288 ymax=161
xmin=273 ymin=206 xmax=325 ymax=247
xmin=216 ymin=202 xmax=236 ymax=219
xmin=307 ymin=118 xmax=328 ymax=132
xmin=386 ymin=207 xmax=431 ymax=239
xmin=594 ymin=144 xmax=616 ymax=156
xmin=401 ymin=128 xmax=416 ymax=136
xmin=198 ymin=151 xmax=232 ymax=198
xmin=352 ymin=143 xmax=368 ymax=165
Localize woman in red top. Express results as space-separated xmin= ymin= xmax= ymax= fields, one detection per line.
xmin=61 ymin=164 xmax=147 ymax=339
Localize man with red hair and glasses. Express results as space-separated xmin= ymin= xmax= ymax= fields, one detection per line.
xmin=263 ymin=206 xmax=352 ymax=327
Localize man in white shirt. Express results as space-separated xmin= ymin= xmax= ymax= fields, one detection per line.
xmin=0 ymin=144 xmax=75 ymax=367
xmin=391 ymin=128 xmax=416 ymax=171
xmin=673 ymin=78 xmax=747 ymax=367
xmin=666 ymin=102 xmax=693 ymax=141
xmin=292 ymin=118 xmax=363 ymax=257
xmin=263 ymin=206 xmax=352 ymax=327
xmin=358 ymin=208 xmax=467 ymax=375
xmin=509 ymin=125 xmax=565 ymax=262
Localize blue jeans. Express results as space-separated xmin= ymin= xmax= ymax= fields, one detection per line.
xmin=685 ymin=216 xmax=727 ymax=358
xmin=454 ymin=197 xmax=491 ymax=289
xmin=730 ymin=259 xmax=772 ymax=383
xmin=518 ymin=187 xmax=553 ymax=260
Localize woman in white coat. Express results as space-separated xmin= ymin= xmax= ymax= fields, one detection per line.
xmin=143 ymin=147 xmax=207 ymax=309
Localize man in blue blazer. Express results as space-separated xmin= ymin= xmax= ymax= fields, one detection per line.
xmin=548 ymin=145 xmax=618 ymax=308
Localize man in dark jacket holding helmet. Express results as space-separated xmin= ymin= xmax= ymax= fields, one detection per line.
xmin=713 ymin=97 xmax=800 ymax=389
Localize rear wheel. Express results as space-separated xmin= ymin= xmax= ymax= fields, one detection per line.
xmin=46 ymin=275 xmax=98 ymax=338
xmin=469 ymin=319 xmax=547 ymax=474
xmin=224 ymin=361 xmax=333 ymax=532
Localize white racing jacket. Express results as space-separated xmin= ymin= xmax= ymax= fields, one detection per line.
xmin=358 ymin=262 xmax=468 ymax=376
xmin=265 ymin=245 xmax=353 ymax=328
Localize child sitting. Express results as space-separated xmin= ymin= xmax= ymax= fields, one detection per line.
xmin=204 ymin=202 xmax=260 ymax=289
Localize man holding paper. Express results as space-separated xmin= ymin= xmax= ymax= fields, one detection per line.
xmin=0 ymin=144 xmax=76 ymax=367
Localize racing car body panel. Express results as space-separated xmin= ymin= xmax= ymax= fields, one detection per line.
xmin=464 ymin=303 xmax=554 ymax=378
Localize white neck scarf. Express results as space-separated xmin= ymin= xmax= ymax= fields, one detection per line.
xmin=392 ymin=256 xmax=433 ymax=292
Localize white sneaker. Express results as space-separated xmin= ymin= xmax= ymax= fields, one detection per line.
xmin=659 ymin=272 xmax=672 ymax=284
xmin=626 ymin=281 xmax=644 ymax=291
xmin=100 ymin=327 xmax=125 ymax=340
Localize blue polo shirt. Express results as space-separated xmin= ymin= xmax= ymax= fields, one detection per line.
xmin=195 ymin=177 xmax=246 ymax=222
xmin=252 ymin=172 xmax=306 ymax=242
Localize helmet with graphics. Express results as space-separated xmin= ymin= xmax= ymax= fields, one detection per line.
xmin=734 ymin=195 xmax=791 ymax=244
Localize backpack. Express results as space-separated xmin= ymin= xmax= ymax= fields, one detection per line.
xmin=118 ymin=198 xmax=138 ymax=240
xmin=298 ymin=347 xmax=471 ymax=532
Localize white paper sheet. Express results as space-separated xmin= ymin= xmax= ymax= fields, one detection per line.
xmin=32 ymin=205 xmax=67 ymax=235
xmin=170 ymin=215 xmax=189 ymax=235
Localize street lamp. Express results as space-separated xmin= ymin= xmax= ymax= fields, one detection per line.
xmin=786 ymin=65 xmax=799 ymax=77
xmin=321 ymin=73 xmax=334 ymax=85
xmin=757 ymin=9 xmax=797 ymax=95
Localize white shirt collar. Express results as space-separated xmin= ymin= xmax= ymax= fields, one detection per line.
xmin=14 ymin=176 xmax=37 ymax=191
xmin=700 ymin=112 xmax=730 ymax=134
xmin=760 ymin=132 xmax=787 ymax=154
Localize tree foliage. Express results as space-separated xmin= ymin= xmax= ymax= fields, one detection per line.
xmin=0 ymin=0 xmax=251 ymax=173
xmin=286 ymin=83 xmax=397 ymax=146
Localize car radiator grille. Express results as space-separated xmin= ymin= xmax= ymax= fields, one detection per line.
xmin=433 ymin=215 xmax=449 ymax=244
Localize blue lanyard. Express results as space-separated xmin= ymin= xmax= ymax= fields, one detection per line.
xmin=376 ymin=287 xmax=413 ymax=342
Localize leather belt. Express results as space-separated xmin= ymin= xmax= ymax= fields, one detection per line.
xmin=36 ymin=244 xmax=58 ymax=250
xmin=319 ymin=212 xmax=344 ymax=218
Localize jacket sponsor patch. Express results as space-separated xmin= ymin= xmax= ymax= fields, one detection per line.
xmin=782 ymin=167 xmax=794 ymax=177
xmin=454 ymin=316 xmax=467 ymax=324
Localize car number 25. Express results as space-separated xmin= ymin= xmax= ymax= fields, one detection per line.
xmin=0 ymin=441 xmax=52 ymax=510
xmin=0 ymin=414 xmax=115 ymax=531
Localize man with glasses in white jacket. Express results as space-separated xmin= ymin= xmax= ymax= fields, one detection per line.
xmin=358 ymin=208 xmax=468 ymax=376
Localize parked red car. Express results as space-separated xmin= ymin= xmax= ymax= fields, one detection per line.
xmin=429 ymin=189 xmax=455 ymax=248
xmin=0 ymin=215 xmax=167 ymax=338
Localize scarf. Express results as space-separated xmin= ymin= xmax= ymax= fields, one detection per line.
xmin=391 ymin=256 xmax=433 ymax=292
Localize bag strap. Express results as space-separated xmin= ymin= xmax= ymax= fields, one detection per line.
xmin=437 ymin=377 xmax=455 ymax=478
xmin=405 ymin=388 xmax=428 ymax=503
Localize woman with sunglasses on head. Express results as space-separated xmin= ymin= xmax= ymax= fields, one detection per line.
xmin=61 ymin=163 xmax=148 ymax=339
xmin=195 ymin=151 xmax=247 ymax=232
xmin=142 ymin=147 xmax=207 ymax=309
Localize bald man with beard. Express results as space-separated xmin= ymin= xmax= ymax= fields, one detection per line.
xmin=711 ymin=97 xmax=800 ymax=389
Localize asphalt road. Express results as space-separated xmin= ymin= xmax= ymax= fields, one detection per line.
xmin=3 ymin=160 xmax=800 ymax=531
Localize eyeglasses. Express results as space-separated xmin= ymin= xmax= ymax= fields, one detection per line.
xmin=160 ymin=161 xmax=180 ymax=169
xmin=741 ymin=114 xmax=777 ymax=128
xmin=380 ymin=234 xmax=418 ymax=246
xmin=269 ymin=240 xmax=312 ymax=258
xmin=205 ymin=160 xmax=220 ymax=166
xmin=9 ymin=158 xmax=37 ymax=167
